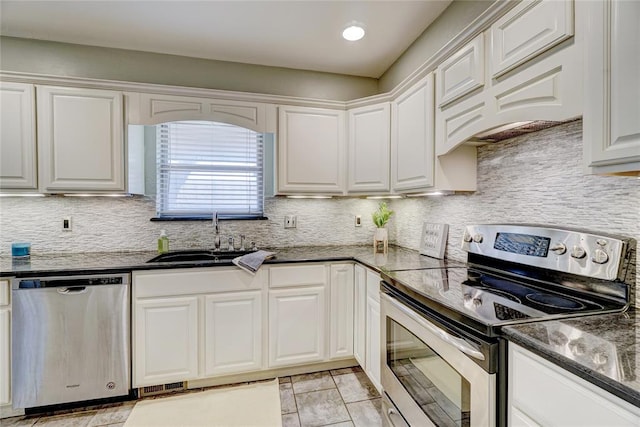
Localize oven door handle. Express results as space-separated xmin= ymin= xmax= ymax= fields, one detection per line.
xmin=382 ymin=293 xmax=486 ymax=361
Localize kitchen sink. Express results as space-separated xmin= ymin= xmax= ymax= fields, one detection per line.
xmin=147 ymin=249 xmax=257 ymax=263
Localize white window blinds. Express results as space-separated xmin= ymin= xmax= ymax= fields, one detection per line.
xmin=156 ymin=121 xmax=264 ymax=218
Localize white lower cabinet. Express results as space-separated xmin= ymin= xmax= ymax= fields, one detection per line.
xmin=132 ymin=268 xmax=266 ymax=387
xmin=353 ymin=265 xmax=367 ymax=367
xmin=365 ymin=294 xmax=382 ymax=393
xmin=134 ymin=296 xmax=199 ymax=386
xmin=509 ymin=343 xmax=640 ymax=426
xmin=133 ymin=262 xmax=356 ymax=388
xmin=329 ymin=264 xmax=354 ymax=360
xmin=268 ymin=286 xmax=326 ymax=367
xmin=204 ymin=291 xmax=262 ymax=376
xmin=353 ymin=266 xmax=382 ymax=391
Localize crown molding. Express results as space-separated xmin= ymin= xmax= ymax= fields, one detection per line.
xmin=1 ymin=0 xmax=518 ymax=110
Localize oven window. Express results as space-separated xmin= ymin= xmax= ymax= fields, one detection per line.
xmin=387 ymin=319 xmax=471 ymax=427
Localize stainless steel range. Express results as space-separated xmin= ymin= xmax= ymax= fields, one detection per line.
xmin=380 ymin=224 xmax=636 ymax=427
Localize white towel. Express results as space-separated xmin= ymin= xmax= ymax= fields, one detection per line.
xmin=232 ymin=250 xmax=275 ymax=274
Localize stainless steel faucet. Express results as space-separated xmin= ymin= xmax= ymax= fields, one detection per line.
xmin=213 ymin=211 xmax=220 ymax=234
xmin=213 ymin=212 xmax=221 ymax=251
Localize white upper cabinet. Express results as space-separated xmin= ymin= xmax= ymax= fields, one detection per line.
xmin=347 ymin=103 xmax=391 ymax=194
xmin=391 ymin=74 xmax=435 ymax=192
xmin=490 ymin=0 xmax=574 ymax=77
xmin=436 ymin=34 xmax=485 ymax=107
xmin=37 ymin=86 xmax=125 ymax=192
xmin=583 ymin=0 xmax=640 ymax=175
xmin=277 ymin=106 xmax=346 ymax=194
xmin=0 ymin=82 xmax=37 ymax=190
xmin=127 ymin=92 xmax=273 ymax=133
xmin=436 ymin=0 xmax=581 ymax=156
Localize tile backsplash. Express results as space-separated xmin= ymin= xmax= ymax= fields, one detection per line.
xmin=1 ymin=119 xmax=638 ymax=286
xmin=0 ymin=195 xmax=382 ymax=255
xmin=390 ymin=120 xmax=639 ymax=263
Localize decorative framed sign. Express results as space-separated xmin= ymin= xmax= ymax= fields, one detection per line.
xmin=420 ymin=222 xmax=449 ymax=259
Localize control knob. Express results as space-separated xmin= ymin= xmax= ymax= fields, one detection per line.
xmin=570 ymin=245 xmax=586 ymax=259
xmin=463 ymin=232 xmax=473 ymax=243
xmin=592 ymin=248 xmax=609 ymax=264
xmin=549 ymin=243 xmax=567 ymax=255
xmin=472 ymin=234 xmax=483 ymax=243
xmin=472 ymin=298 xmax=482 ymax=308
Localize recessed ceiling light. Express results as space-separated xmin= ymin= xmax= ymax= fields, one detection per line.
xmin=342 ymin=24 xmax=365 ymax=41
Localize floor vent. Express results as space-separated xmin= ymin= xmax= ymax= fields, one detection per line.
xmin=139 ymin=381 xmax=186 ymax=397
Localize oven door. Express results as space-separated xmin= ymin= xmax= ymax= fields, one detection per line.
xmin=380 ymin=291 xmax=496 ymax=427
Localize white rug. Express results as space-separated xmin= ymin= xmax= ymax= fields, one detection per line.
xmin=124 ymin=379 xmax=282 ymax=427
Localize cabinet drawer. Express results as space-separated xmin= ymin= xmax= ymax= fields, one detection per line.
xmin=133 ymin=267 xmax=265 ymax=298
xmin=269 ymin=264 xmax=327 ymax=288
xmin=0 ymin=280 xmax=9 ymax=306
xmin=491 ymin=0 xmax=574 ymax=77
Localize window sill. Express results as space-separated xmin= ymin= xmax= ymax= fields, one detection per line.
xmin=150 ymin=216 xmax=269 ymax=222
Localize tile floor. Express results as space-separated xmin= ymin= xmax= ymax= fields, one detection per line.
xmin=1 ymin=366 xmax=383 ymax=427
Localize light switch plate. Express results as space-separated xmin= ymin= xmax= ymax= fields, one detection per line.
xmin=420 ymin=222 xmax=448 ymax=259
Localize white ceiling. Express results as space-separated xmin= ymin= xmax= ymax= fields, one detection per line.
xmin=0 ymin=0 xmax=452 ymax=78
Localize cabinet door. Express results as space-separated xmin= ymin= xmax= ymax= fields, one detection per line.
xmin=204 ymin=291 xmax=262 ymax=376
xmin=347 ymin=103 xmax=391 ymax=193
xmin=509 ymin=343 xmax=640 ymax=426
xmin=491 ymin=0 xmax=574 ymax=77
xmin=37 ymin=86 xmax=125 ymax=192
xmin=391 ymin=74 xmax=435 ymax=192
xmin=277 ymin=106 xmax=346 ymax=194
xmin=134 ymin=296 xmax=199 ymax=386
xmin=583 ymin=0 xmax=640 ymax=174
xmin=365 ymin=269 xmax=382 ymax=392
xmin=365 ymin=295 xmax=382 ymax=393
xmin=436 ymin=34 xmax=484 ymax=106
xmin=329 ymin=264 xmax=354 ymax=360
xmin=268 ymin=286 xmax=326 ymax=367
xmin=0 ymin=82 xmax=37 ymax=190
xmin=353 ymin=265 xmax=366 ymax=367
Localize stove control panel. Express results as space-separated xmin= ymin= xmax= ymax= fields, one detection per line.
xmin=462 ymin=224 xmax=634 ymax=281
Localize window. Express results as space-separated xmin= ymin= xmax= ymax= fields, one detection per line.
xmin=156 ymin=121 xmax=264 ymax=218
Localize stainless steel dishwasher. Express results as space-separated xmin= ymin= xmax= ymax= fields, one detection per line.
xmin=11 ymin=273 xmax=130 ymax=409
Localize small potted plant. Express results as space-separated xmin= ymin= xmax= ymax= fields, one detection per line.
xmin=372 ymin=202 xmax=394 ymax=253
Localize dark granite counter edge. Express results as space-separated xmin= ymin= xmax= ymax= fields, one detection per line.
xmin=1 ymin=252 xmax=414 ymax=278
xmin=0 ymin=256 xmax=360 ymax=278
xmin=501 ymin=327 xmax=640 ymax=409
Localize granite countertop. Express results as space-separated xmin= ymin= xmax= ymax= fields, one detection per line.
xmin=0 ymin=244 xmax=463 ymax=277
xmin=502 ymin=310 xmax=640 ymax=408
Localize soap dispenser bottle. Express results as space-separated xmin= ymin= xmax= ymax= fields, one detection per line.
xmin=157 ymin=229 xmax=169 ymax=254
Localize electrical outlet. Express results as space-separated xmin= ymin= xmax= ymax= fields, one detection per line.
xmin=62 ymin=217 xmax=72 ymax=231
xmin=355 ymin=215 xmax=362 ymax=227
xmin=284 ymin=215 xmax=297 ymax=229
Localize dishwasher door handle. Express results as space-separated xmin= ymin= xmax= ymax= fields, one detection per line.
xmin=57 ymin=286 xmax=88 ymax=295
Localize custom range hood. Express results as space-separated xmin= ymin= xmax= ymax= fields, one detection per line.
xmin=469 ymin=120 xmax=574 ymax=143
